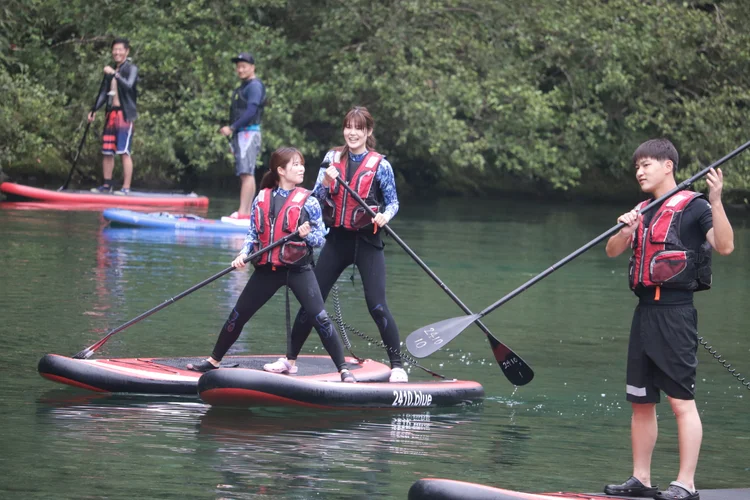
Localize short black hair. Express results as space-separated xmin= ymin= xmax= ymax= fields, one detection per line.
xmin=632 ymin=138 xmax=679 ymax=172
xmin=112 ymin=37 xmax=130 ymax=50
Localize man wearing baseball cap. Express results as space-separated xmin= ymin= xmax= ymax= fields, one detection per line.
xmin=220 ymin=52 xmax=266 ymax=220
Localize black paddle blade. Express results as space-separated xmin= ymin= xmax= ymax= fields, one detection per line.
xmin=487 ymin=335 xmax=534 ymax=386
xmin=406 ymin=314 xmax=482 ymax=358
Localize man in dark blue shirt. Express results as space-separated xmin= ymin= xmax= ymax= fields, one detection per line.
xmin=220 ymin=52 xmax=266 ymax=220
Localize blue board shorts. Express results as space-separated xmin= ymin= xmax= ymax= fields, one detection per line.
xmin=231 ymin=130 xmax=261 ymax=176
xmin=102 ymin=108 xmax=134 ymax=156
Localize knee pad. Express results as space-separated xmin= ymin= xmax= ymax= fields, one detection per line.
xmin=369 ymin=304 xmax=388 ymax=330
xmin=225 ymin=308 xmax=240 ymax=333
xmin=313 ymin=311 xmax=335 ymax=339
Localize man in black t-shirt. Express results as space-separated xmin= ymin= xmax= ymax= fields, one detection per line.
xmin=603 ymin=138 xmax=734 ymax=500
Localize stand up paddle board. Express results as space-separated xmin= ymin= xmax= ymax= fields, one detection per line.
xmin=38 ymin=354 xmax=391 ymax=395
xmin=103 ymin=208 xmax=248 ymax=232
xmin=1 ymin=182 xmax=208 ymax=207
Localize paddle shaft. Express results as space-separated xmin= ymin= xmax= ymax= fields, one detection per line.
xmin=73 ymin=230 xmax=300 ymax=358
xmin=60 ymin=79 xmax=106 ymax=191
xmin=473 ymin=138 xmax=750 ymax=320
xmin=335 ymin=178 xmax=498 ymax=332
xmin=334 ymin=175 xmax=533 ymax=383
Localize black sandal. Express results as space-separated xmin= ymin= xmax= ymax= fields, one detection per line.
xmin=654 ymin=482 xmax=699 ymax=500
xmin=604 ymin=476 xmax=658 ymax=497
xmin=340 ymin=369 xmax=356 ymax=383
xmin=187 ymin=359 xmax=219 ymax=372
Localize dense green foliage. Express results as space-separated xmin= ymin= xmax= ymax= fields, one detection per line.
xmin=2 ymin=0 xmax=749 ymax=197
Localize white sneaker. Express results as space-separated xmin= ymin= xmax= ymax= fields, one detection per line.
xmin=221 ymin=212 xmax=251 ymax=226
xmin=263 ymin=358 xmax=298 ymax=374
xmin=389 ymin=367 xmax=408 ymax=383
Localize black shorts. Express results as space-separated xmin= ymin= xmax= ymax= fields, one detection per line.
xmin=626 ymin=304 xmax=699 ymax=403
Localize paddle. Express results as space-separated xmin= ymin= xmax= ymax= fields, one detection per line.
xmin=59 ymin=78 xmax=106 ymax=191
xmin=406 ymin=139 xmax=750 ymax=358
xmin=332 ymin=172 xmax=533 ymax=385
xmin=72 ymin=230 xmax=299 ymax=359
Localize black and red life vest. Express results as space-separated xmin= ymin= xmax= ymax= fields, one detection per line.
xmin=253 ymin=187 xmax=312 ymax=268
xmin=628 ymin=190 xmax=712 ymax=292
xmin=322 ymin=150 xmax=384 ymax=231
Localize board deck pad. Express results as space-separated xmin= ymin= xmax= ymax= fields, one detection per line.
xmin=153 ymin=356 xmax=363 ymax=375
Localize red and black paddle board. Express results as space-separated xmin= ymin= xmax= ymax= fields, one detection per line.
xmin=38 ymin=354 xmax=391 ymax=395
xmin=408 ymin=479 xmax=749 ymax=500
xmin=1 ymin=182 xmax=208 ymax=207
xmin=198 ymin=369 xmax=485 ymax=409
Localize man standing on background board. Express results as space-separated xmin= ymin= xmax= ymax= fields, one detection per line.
xmin=89 ymin=37 xmax=138 ymax=195
xmin=219 ymin=52 xmax=266 ymax=220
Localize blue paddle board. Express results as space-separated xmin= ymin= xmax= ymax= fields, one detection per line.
xmin=103 ymin=208 xmax=250 ymax=233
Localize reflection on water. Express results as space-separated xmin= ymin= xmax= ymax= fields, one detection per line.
xmin=34 ymin=391 xmax=492 ymax=499
xmin=101 ymin=226 xmax=245 ymax=248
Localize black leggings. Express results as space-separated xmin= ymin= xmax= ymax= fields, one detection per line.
xmin=211 ymin=265 xmax=347 ymax=371
xmin=289 ymin=235 xmax=403 ymax=368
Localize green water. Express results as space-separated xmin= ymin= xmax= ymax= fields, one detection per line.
xmin=0 ymin=196 xmax=748 ymax=499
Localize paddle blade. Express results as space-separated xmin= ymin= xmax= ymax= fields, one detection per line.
xmin=406 ymin=314 xmax=482 ymax=358
xmin=487 ymin=335 xmax=534 ymax=385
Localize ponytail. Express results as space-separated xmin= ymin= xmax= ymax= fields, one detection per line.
xmin=259 ymin=147 xmax=305 ymax=190
xmin=259 ymin=170 xmax=276 ymax=190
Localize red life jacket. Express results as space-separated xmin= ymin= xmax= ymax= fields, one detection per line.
xmin=253 ymin=187 xmax=312 ymax=268
xmin=629 ymin=190 xmax=712 ymax=292
xmin=322 ymin=150 xmax=384 ymax=230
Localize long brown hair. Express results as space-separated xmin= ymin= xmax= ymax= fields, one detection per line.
xmin=338 ymin=106 xmax=376 ymax=159
xmin=259 ymin=147 xmax=305 ymax=190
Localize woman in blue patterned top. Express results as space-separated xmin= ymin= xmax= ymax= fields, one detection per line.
xmin=282 ymin=107 xmax=408 ymax=383
xmin=189 ymin=147 xmax=355 ymax=382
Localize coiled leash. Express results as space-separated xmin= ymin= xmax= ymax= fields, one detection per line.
xmin=331 ymin=285 xmax=447 ymax=379
xmin=699 ymin=336 xmax=750 ymax=390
